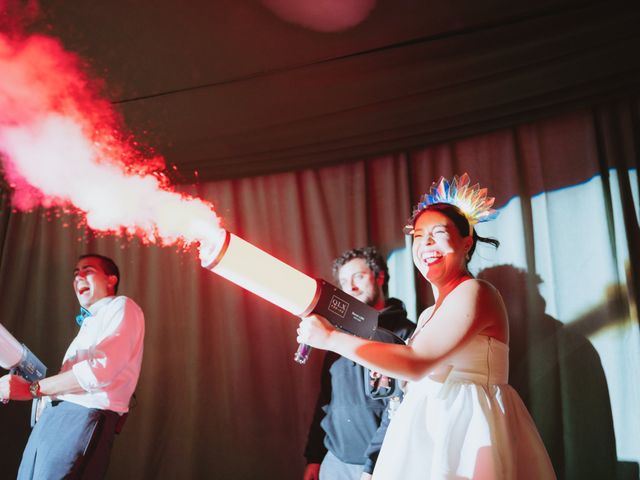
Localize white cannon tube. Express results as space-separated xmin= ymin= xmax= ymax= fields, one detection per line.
xmin=200 ymin=229 xmax=320 ymax=316
xmin=0 ymin=322 xmax=25 ymax=370
xmin=199 ymin=229 xmax=380 ymax=364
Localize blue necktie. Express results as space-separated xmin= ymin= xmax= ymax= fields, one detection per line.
xmin=75 ymin=307 xmax=92 ymax=326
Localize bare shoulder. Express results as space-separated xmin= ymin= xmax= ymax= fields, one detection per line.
xmin=449 ymin=278 xmax=501 ymax=301
xmin=446 ymin=279 xmax=506 ymax=321
xmin=455 ymin=279 xmax=508 ymax=339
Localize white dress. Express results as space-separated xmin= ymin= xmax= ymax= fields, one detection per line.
xmin=372 ymin=335 xmax=556 ymax=479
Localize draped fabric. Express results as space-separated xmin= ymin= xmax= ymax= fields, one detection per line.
xmin=44 ymin=0 xmax=640 ymax=182
xmin=0 ymin=97 xmax=638 ymax=479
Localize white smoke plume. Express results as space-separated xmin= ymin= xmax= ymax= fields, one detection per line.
xmin=0 ymin=29 xmax=222 ymax=247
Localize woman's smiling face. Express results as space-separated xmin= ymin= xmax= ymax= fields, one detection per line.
xmin=411 ymin=209 xmax=472 ymax=285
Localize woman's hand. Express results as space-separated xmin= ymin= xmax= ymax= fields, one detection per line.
xmin=297 ymin=314 xmax=336 ymax=350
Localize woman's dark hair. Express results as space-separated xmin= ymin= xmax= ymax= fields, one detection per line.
xmin=408 ymin=203 xmax=499 ymax=262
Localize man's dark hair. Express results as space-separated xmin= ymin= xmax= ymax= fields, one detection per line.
xmin=78 ymin=253 xmax=120 ymax=294
xmin=332 ymin=247 xmax=389 ymax=296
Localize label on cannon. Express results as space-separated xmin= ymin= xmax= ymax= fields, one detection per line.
xmin=16 ymin=345 xmax=47 ymax=383
xmin=312 ymin=280 xmax=378 ymax=339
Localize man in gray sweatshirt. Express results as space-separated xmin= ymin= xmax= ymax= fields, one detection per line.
xmin=303 ymin=247 xmax=414 ymax=480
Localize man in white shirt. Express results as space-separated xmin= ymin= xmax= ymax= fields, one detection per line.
xmin=0 ymin=254 xmax=145 ymax=479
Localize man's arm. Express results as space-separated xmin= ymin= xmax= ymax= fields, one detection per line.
xmin=39 ymin=370 xmax=85 ymax=396
xmin=0 ymin=370 xmax=84 ymax=401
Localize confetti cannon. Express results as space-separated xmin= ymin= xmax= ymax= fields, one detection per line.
xmin=200 ymin=229 xmax=378 ymax=364
xmin=0 ymin=322 xmax=47 ymax=382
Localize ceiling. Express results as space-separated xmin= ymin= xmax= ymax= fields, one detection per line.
xmin=26 ymin=0 xmax=640 ymax=181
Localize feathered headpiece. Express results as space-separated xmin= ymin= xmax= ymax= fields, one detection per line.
xmin=404 ymin=173 xmax=499 ymax=234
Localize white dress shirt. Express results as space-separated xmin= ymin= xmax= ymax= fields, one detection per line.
xmin=57 ymin=295 xmax=145 ymax=413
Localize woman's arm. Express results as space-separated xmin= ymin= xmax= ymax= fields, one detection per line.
xmin=298 ymin=279 xmax=505 ymax=381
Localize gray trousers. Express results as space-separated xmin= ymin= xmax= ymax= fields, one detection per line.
xmin=17 ymin=401 xmax=120 ymax=480
xmin=319 ymin=450 xmax=365 ymax=480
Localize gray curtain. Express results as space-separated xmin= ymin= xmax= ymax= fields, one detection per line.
xmin=0 ymin=97 xmax=638 ymax=479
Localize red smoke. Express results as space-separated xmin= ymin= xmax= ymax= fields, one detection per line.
xmin=0 ymin=9 xmax=221 ymax=247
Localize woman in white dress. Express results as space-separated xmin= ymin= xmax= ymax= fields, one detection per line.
xmin=298 ymin=174 xmax=556 ymax=480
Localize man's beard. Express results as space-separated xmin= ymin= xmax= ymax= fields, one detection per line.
xmin=362 ymin=288 xmax=382 ymax=308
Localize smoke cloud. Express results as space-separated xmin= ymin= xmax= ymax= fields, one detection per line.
xmin=0 ymin=28 xmax=222 ymax=247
